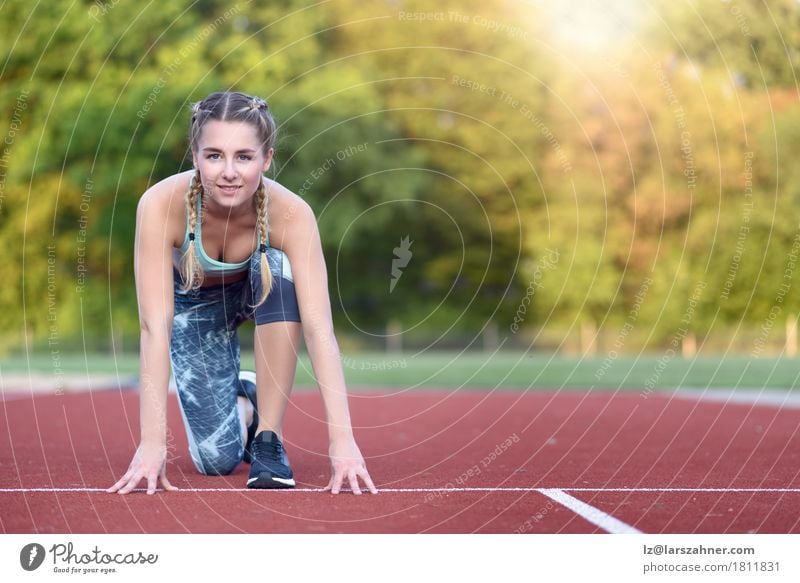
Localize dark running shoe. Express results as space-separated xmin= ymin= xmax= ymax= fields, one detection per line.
xmin=238 ymin=370 xmax=259 ymax=464
xmin=246 ymin=430 xmax=296 ymax=489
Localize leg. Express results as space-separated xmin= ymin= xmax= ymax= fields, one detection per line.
xmin=253 ymin=321 xmax=302 ymax=439
xmin=241 ymin=249 xmax=303 ymax=440
xmin=236 ymin=396 xmax=254 ymax=443
xmin=171 ymin=271 xmax=250 ymax=475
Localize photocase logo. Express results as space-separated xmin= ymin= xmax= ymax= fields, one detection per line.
xmin=389 ymin=235 xmax=413 ymax=293
xmin=20 ymin=543 xmax=46 ymax=571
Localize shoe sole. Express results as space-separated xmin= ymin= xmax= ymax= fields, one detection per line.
xmin=238 ymin=370 xmax=257 ymax=391
xmin=247 ymin=474 xmax=296 ymax=489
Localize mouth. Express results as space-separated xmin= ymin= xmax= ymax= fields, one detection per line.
xmin=217 ymin=185 xmax=241 ymax=195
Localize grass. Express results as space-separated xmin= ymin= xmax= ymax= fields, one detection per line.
xmin=2 ymin=350 xmax=799 ymax=390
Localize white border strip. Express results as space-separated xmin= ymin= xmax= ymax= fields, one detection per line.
xmin=539 ymin=488 xmax=642 ymax=534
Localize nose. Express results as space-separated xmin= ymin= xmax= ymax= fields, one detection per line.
xmin=222 ymin=157 xmax=238 ymax=181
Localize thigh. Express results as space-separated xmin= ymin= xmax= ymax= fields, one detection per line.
xmin=241 ymin=249 xmax=302 ymax=325
xmin=171 ymin=269 xmax=246 ymax=472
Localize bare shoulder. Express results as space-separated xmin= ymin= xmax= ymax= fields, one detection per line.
xmin=137 ymin=170 xmax=194 ymax=248
xmin=265 ymin=178 xmax=315 ymax=248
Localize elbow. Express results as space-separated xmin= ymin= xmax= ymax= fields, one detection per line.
xmin=140 ymin=319 xmax=173 ymax=342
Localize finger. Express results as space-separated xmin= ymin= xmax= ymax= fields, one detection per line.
xmin=330 ymin=471 xmax=344 ymax=495
xmin=117 ymin=474 xmax=143 ymax=495
xmin=358 ymin=467 xmax=378 ymax=494
xmin=146 ymin=473 xmax=157 ymax=495
xmin=118 ymin=476 xmax=141 ymax=495
xmin=160 ymin=473 xmax=179 ymax=492
xmin=347 ymin=471 xmax=362 ymax=495
xmin=106 ymin=468 xmax=134 ymax=493
xmin=106 ymin=476 xmax=128 ymax=494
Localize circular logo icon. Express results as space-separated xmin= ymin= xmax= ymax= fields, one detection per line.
xmin=20 ymin=543 xmax=46 ymax=571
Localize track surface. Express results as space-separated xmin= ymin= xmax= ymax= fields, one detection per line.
xmin=2 ymin=388 xmax=799 ymax=533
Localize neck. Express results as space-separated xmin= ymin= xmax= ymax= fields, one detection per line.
xmin=202 ymin=191 xmax=255 ymax=220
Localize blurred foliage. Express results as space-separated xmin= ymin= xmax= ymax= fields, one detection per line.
xmin=0 ymin=0 xmax=799 ymax=355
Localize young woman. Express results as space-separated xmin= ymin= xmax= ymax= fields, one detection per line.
xmin=107 ymin=91 xmax=377 ymax=495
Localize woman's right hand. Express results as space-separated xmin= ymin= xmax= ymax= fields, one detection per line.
xmin=106 ymin=441 xmax=179 ymax=495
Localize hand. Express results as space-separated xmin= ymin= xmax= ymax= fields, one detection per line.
xmin=106 ymin=441 xmax=179 ymax=495
xmin=323 ymin=436 xmax=377 ymax=495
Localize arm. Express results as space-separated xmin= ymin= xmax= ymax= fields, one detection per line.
xmin=282 ymin=201 xmax=377 ymax=494
xmin=136 ymin=189 xmax=174 ymax=447
xmin=107 ymin=185 xmax=179 ymax=495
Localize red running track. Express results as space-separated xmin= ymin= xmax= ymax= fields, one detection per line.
xmin=1 ymin=387 xmax=799 ymax=533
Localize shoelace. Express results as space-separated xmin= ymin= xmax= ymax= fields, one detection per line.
xmin=253 ymin=439 xmax=285 ymax=464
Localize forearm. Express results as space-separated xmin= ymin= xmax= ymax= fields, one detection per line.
xmin=304 ymin=331 xmax=354 ymax=442
xmin=138 ymin=328 xmax=171 ymax=445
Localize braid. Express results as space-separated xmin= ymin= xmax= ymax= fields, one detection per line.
xmin=248 ymin=177 xmax=274 ymax=309
xmin=179 ymin=168 xmax=205 ymax=291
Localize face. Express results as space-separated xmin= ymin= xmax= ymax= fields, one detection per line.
xmin=192 ymin=119 xmax=273 ymax=211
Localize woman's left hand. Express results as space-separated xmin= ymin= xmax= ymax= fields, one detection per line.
xmin=323 ymin=436 xmax=378 ymax=495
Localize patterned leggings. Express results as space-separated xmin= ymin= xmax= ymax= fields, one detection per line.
xmin=169 ymin=249 xmax=301 ymax=475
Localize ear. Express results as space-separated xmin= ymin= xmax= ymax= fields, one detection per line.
xmin=262 ymin=148 xmax=274 ymax=172
xmin=191 ymin=149 xmax=199 ymax=169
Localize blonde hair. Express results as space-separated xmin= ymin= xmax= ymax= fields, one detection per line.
xmin=178 ymin=91 xmax=278 ymax=309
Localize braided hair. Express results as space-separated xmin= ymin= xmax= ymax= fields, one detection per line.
xmin=179 ymin=92 xmax=278 ymax=309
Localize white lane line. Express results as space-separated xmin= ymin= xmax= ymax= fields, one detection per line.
xmin=673 ymin=388 xmax=800 ymax=409
xmin=4 ymin=487 xmax=798 ymax=493
xmin=539 ymin=488 xmax=642 ymax=534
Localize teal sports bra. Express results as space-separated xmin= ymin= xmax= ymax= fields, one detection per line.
xmin=172 ymin=193 xmax=266 ymax=276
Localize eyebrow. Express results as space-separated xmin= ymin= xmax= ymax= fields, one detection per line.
xmin=202 ymin=147 xmax=257 ymax=154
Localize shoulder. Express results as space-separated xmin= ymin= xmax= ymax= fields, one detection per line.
xmin=265 ymin=177 xmax=313 ymax=220
xmin=265 ymin=178 xmax=316 ymax=248
xmin=139 ymin=170 xmax=193 ymax=208
xmin=137 ymin=170 xmax=194 ymax=248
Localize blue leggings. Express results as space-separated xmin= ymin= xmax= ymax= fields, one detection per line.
xmin=169 ymin=249 xmax=301 ymax=475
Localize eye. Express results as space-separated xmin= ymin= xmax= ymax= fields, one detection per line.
xmin=206 ymin=153 xmax=252 ymax=160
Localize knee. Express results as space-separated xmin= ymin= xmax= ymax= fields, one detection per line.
xmin=192 ymin=447 xmax=241 ymax=476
